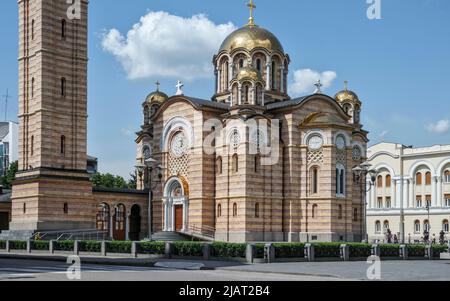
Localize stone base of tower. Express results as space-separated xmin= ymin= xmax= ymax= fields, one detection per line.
xmin=9 ymin=169 xmax=96 ymax=233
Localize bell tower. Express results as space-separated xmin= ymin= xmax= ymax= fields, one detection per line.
xmin=11 ymin=0 xmax=94 ymax=232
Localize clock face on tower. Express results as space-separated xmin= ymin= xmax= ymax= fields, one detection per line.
xmin=336 ymin=136 xmax=346 ymax=150
xmin=308 ymin=135 xmax=324 ymax=151
xmin=170 ymin=132 xmax=188 ymax=157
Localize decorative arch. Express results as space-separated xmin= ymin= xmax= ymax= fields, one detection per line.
xmin=303 ymin=129 xmax=328 ymax=146
xmin=408 ymin=160 xmax=436 ymax=178
xmin=373 ymin=163 xmax=396 ymax=178
xmin=437 ymin=158 xmax=450 ymax=176
xmin=161 ymin=116 xmax=194 ymax=152
xmin=333 ymin=131 xmax=351 ymax=147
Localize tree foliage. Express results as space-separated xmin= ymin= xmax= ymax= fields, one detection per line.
xmin=91 ymin=172 xmax=135 ymax=189
xmin=1 ymin=161 xmax=18 ymax=189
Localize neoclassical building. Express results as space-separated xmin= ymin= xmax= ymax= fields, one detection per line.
xmin=366 ymin=143 xmax=450 ymax=243
xmin=135 ymin=3 xmax=369 ymax=242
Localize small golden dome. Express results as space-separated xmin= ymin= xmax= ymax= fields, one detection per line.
xmin=219 ymin=25 xmax=284 ymax=54
xmin=335 ymin=89 xmax=360 ymax=103
xmin=235 ymin=66 xmax=262 ymax=82
xmin=145 ymin=90 xmax=168 ymax=104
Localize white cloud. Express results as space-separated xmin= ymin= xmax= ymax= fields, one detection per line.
xmin=289 ymin=69 xmax=337 ymax=96
xmin=426 ymin=119 xmax=450 ymax=134
xmin=101 ymin=11 xmax=236 ymax=81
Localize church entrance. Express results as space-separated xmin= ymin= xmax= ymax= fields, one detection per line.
xmin=113 ymin=204 xmax=126 ymax=241
xmin=129 ymin=205 xmax=141 ymax=241
xmin=163 ymin=178 xmax=189 ymax=233
xmin=0 ymin=212 xmax=9 ymax=231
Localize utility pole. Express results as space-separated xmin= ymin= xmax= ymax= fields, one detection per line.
xmin=2 ymin=89 xmax=11 ymax=121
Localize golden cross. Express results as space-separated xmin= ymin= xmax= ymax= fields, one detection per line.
xmin=155 ymin=81 xmax=160 ymax=91
xmin=247 ymin=0 xmax=256 ymax=26
xmin=344 ymin=80 xmax=349 ymax=91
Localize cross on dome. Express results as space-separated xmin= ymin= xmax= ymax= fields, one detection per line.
xmin=176 ymin=81 xmax=184 ymax=96
xmin=247 ymin=0 xmax=256 ymax=26
xmin=314 ymin=79 xmax=323 ymax=94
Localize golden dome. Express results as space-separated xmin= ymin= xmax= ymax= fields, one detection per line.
xmin=335 ymin=89 xmax=360 ymax=104
xmin=145 ymin=90 xmax=168 ymax=104
xmin=235 ymin=66 xmax=262 ymax=82
xmin=219 ymin=25 xmax=284 ymax=54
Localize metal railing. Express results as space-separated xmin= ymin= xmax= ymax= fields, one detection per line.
xmin=187 ymin=224 xmax=216 ymax=240
xmin=31 ymin=229 xmax=109 ymax=241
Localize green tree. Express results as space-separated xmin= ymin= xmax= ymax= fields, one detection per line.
xmin=91 ymin=172 xmax=134 ymax=189
xmin=1 ymin=161 xmax=18 ymax=189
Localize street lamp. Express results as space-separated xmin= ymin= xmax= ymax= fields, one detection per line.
xmin=135 ymin=158 xmax=164 ymax=241
xmin=353 ymin=163 xmax=378 ymax=243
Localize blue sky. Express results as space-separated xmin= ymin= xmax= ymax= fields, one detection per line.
xmin=0 ymin=0 xmax=449 ymax=178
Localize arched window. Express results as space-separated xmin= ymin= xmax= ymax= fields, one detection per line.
xmin=385 ymin=175 xmax=391 ymax=188
xmin=239 ymin=59 xmax=244 ymax=69
xmin=30 ymin=135 xmax=34 ymax=156
xmin=338 ymin=205 xmax=343 ymax=220
xmin=414 ymin=220 xmax=421 ymax=233
xmin=443 ymin=220 xmax=449 ymax=233
xmin=60 ymin=135 xmax=66 ymax=155
xmin=377 ymin=175 xmax=383 ymax=187
xmin=312 ymin=204 xmax=318 ymax=219
xmin=232 ymin=154 xmax=239 ymax=173
xmin=311 ymin=167 xmax=319 ymax=194
xmin=416 ymin=172 xmax=422 ymax=185
xmin=216 ymin=156 xmax=223 ymax=175
xmin=61 ymin=19 xmax=66 ymax=39
xmin=271 ymin=61 xmax=276 ymax=90
xmin=96 ymin=203 xmax=110 ymax=231
xmin=256 ymin=59 xmax=262 ymax=72
xmin=445 ymin=170 xmax=450 ymax=183
xmin=63 ymin=203 xmax=69 ymax=214
xmin=386 ymin=197 xmax=391 ymax=208
xmin=353 ymin=208 xmax=358 ymax=222
xmin=217 ymin=204 xmax=222 ymax=218
xmin=377 ymin=197 xmax=383 ymax=208
xmin=233 ymin=203 xmax=238 ymax=217
xmin=375 ymin=221 xmax=381 ymax=234
xmin=61 ymin=77 xmax=66 ymax=96
xmin=416 ymin=196 xmax=423 ymax=208
xmin=23 ymin=203 xmax=27 ymax=214
xmin=255 ymin=203 xmax=260 ymax=218
xmin=424 ymin=220 xmax=430 ymax=232
xmin=32 ymin=19 xmax=35 ymax=40
xmin=336 ymin=164 xmax=346 ymax=196
xmin=115 ymin=204 xmax=126 ymax=231
xmin=31 ymin=77 xmax=35 ymax=98
xmin=383 ymin=221 xmax=390 ymax=233
xmin=425 ymin=172 xmax=432 ymax=186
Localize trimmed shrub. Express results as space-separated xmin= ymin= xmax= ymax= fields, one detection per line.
xmin=79 ymin=241 xmax=102 ymax=253
xmin=348 ymin=243 xmax=372 ymax=258
xmin=55 ymin=241 xmax=75 ymax=251
xmin=273 ymin=243 xmax=305 ymax=258
xmin=313 ymin=243 xmax=342 ymax=258
xmin=211 ymin=242 xmax=246 ymax=258
xmin=407 ymin=244 xmax=426 ymax=257
xmin=0 ymin=240 xmax=6 ymax=249
xmin=173 ymin=242 xmax=204 ymax=257
xmin=380 ymin=244 xmax=400 ymax=257
xmin=10 ymin=240 xmax=27 ymax=250
xmin=107 ymin=241 xmax=132 ymax=254
xmin=32 ymin=241 xmax=50 ymax=251
xmin=432 ymin=245 xmax=447 ymax=258
xmin=138 ymin=242 xmax=165 ymax=255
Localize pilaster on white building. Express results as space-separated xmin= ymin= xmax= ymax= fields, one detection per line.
xmin=366 ymin=142 xmax=450 ymax=243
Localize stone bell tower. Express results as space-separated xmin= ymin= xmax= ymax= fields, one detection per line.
xmin=10 ymin=0 xmax=94 ymax=232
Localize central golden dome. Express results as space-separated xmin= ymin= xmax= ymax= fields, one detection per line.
xmin=219 ymin=25 xmax=284 ymax=54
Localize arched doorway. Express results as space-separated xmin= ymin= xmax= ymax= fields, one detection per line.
xmin=163 ymin=177 xmax=189 ymax=233
xmin=129 ymin=205 xmax=141 ymax=241
xmin=113 ymin=204 xmax=126 ymax=241
xmin=96 ymin=203 xmax=110 ymax=240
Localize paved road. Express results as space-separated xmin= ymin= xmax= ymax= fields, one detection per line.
xmin=0 ymin=258 xmax=449 ymax=281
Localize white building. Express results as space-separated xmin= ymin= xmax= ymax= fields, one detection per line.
xmin=0 ymin=122 xmax=19 ymax=176
xmin=366 ymin=142 xmax=450 ymax=243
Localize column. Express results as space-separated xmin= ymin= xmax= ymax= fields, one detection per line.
xmin=392 ymin=179 xmax=397 ymax=208
xmin=409 ymin=179 xmax=414 ymax=208
xmin=216 ymin=67 xmax=221 ymax=94
xmin=251 ymin=83 xmax=256 ymax=105
xmin=109 ymin=214 xmax=113 ymax=238
xmin=125 ymin=215 xmax=130 ymax=241
xmin=395 ymin=179 xmax=402 ymax=209
xmin=228 ymin=60 xmax=233 ymax=89
xmin=280 ymin=65 xmax=285 ymax=93
xmin=432 ymin=176 xmax=438 ymax=207
xmin=163 ymin=199 xmax=168 ymax=231
xmin=437 ymin=177 xmax=443 ymax=207
xmin=182 ymin=199 xmax=189 ymax=232
xmin=371 ymin=183 xmax=376 ymax=209
xmin=265 ymin=59 xmax=271 ymax=90
xmin=238 ymin=83 xmax=242 ymax=105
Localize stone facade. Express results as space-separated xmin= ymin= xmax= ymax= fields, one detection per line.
xmin=136 ymin=15 xmax=369 ymax=243
xmin=366 ymin=143 xmax=450 ymax=243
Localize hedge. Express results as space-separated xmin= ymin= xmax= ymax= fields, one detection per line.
xmin=348 ymin=243 xmax=372 ymax=258
xmin=432 ymin=245 xmax=448 ymax=258
xmin=107 ymin=241 xmax=132 ymax=254
xmin=273 ymin=243 xmax=305 ymax=258
xmin=0 ymin=240 xmax=6 ymax=249
xmin=313 ymin=243 xmax=342 ymax=258
xmin=407 ymin=244 xmax=426 ymax=257
xmin=10 ymin=240 xmax=27 ymax=250
xmin=211 ymin=242 xmax=246 ymax=258
xmin=173 ymin=241 xmax=204 ymax=257
xmin=32 ymin=241 xmax=50 ymax=251
xmin=380 ymin=244 xmax=400 ymax=257
xmin=138 ymin=242 xmax=165 ymax=255
xmin=80 ymin=241 xmax=102 ymax=253
xmin=54 ymin=241 xmax=75 ymax=251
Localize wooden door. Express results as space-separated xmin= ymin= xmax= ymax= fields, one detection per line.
xmin=175 ymin=205 xmax=183 ymax=232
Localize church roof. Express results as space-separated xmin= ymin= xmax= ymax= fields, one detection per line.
xmin=181 ymin=96 xmax=231 ymax=110
xmin=0 ymin=189 xmax=12 ymax=204
xmin=266 ymin=96 xmax=308 ymax=110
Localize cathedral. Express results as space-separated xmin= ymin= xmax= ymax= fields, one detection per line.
xmin=4 ymin=0 xmax=368 ymax=243
xmin=135 ymin=2 xmax=369 ymax=242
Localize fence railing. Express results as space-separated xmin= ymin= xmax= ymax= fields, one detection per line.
xmin=187 ymin=224 xmax=216 ymax=240
xmin=32 ymin=229 xmax=109 ymax=241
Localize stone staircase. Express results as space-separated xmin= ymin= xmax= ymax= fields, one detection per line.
xmin=0 ymin=230 xmax=35 ymax=241
xmin=151 ymin=232 xmax=192 ymax=242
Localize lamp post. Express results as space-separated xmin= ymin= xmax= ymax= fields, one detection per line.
xmin=135 ymin=158 xmax=163 ymax=241
xmin=353 ymin=163 xmax=378 ymax=243
xmin=425 ymin=202 xmax=431 ymax=245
